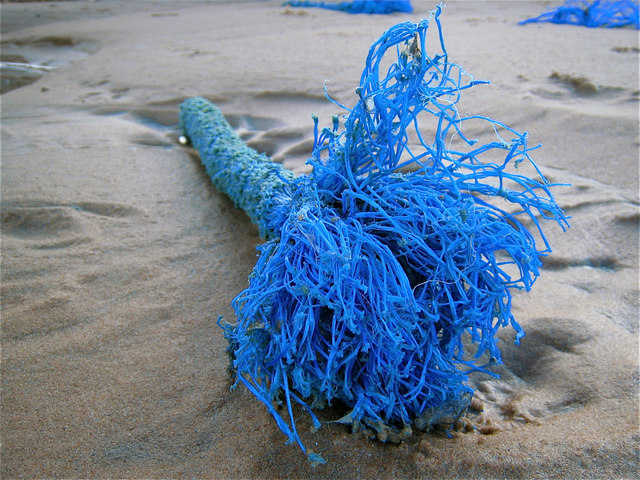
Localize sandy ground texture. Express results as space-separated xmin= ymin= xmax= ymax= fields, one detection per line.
xmin=1 ymin=1 xmax=638 ymax=478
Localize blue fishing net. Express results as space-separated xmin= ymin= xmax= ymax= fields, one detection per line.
xmin=180 ymin=6 xmax=568 ymax=464
xmin=520 ymin=0 xmax=640 ymax=28
xmin=283 ymin=0 xmax=413 ymax=14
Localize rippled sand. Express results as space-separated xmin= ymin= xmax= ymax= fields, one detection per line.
xmin=1 ymin=1 xmax=638 ymax=478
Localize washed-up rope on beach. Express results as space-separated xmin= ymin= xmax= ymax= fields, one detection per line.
xmin=283 ymin=0 xmax=413 ymax=14
xmin=180 ymin=6 xmax=568 ymax=464
xmin=520 ymin=0 xmax=640 ymax=28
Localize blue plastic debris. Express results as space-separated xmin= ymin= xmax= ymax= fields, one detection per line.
xmin=520 ymin=0 xmax=640 ymax=28
xmin=180 ymin=6 xmax=568 ymax=463
xmin=283 ymin=0 xmax=413 ymax=14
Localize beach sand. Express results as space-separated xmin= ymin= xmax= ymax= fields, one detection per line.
xmin=1 ymin=1 xmax=638 ymax=478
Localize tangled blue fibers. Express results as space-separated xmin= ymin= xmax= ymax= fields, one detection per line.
xmin=283 ymin=0 xmax=413 ymax=14
xmin=179 ymin=98 xmax=295 ymax=239
xmin=520 ymin=0 xmax=640 ymax=28
xmin=180 ymin=6 xmax=569 ymax=464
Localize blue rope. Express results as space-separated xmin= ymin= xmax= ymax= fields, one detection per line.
xmin=283 ymin=0 xmax=413 ymax=14
xmin=520 ymin=0 xmax=640 ymax=28
xmin=180 ymin=6 xmax=569 ymax=464
xmin=179 ymin=98 xmax=294 ymax=239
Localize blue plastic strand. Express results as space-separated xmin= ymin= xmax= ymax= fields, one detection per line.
xmin=180 ymin=6 xmax=569 ymax=464
xmin=284 ymin=0 xmax=413 ymax=14
xmin=520 ymin=0 xmax=640 ymax=28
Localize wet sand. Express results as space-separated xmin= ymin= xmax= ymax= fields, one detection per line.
xmin=1 ymin=1 xmax=638 ymax=478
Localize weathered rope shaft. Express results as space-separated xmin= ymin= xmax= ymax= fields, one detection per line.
xmin=180 ymin=98 xmax=294 ymax=239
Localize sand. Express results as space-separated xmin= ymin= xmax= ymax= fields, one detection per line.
xmin=1 ymin=1 xmax=638 ymax=478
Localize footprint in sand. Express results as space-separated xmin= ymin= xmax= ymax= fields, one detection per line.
xmin=462 ymin=316 xmax=599 ymax=433
xmin=1 ymin=202 xmax=140 ymax=249
xmin=93 ymin=99 xmax=185 ymax=147
xmin=1 ymin=205 xmax=96 ymax=249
